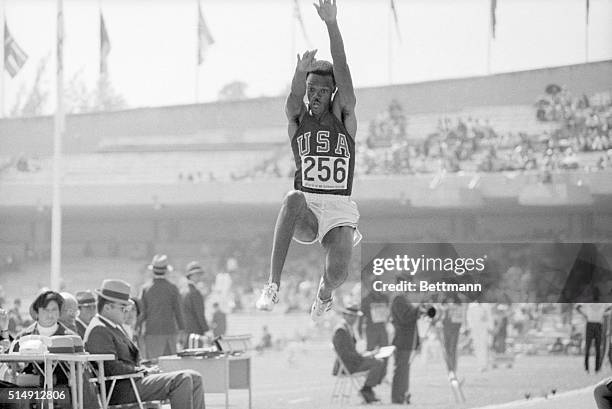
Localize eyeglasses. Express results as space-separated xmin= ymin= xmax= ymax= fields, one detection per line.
xmin=111 ymin=304 xmax=132 ymax=313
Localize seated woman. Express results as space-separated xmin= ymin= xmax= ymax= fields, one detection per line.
xmin=13 ymin=291 xmax=77 ymax=385
xmin=1 ymin=308 xmax=13 ymax=353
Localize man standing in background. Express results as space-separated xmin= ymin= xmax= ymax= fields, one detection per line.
xmin=466 ymin=301 xmax=493 ymax=372
xmin=211 ymin=302 xmax=227 ymax=338
xmin=182 ymin=261 xmax=209 ymax=345
xmin=390 ymin=294 xmax=419 ymax=404
xmin=139 ymin=254 xmax=185 ymax=359
xmin=577 ymin=294 xmax=611 ymax=373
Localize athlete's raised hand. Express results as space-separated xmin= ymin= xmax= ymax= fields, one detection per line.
xmin=313 ymin=0 xmax=337 ymax=24
xmin=296 ymin=49 xmax=318 ymax=72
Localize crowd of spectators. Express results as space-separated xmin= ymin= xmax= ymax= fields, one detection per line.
xmin=234 ymin=86 xmax=612 ymax=179
xmin=359 ymin=86 xmax=612 ymax=175
xmin=535 ymin=85 xmax=612 ymax=169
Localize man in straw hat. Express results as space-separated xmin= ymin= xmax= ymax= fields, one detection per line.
xmin=85 ymin=279 xmax=205 ymax=409
xmin=75 ymin=290 xmax=97 ymax=338
xmin=182 ymin=261 xmax=210 ymax=345
xmin=332 ymin=304 xmax=386 ymax=404
xmin=139 ymin=254 xmax=185 ymax=359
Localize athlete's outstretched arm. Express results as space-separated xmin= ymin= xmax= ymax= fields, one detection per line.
xmin=285 ymin=50 xmax=317 ymax=129
xmin=314 ymin=0 xmax=357 ymax=135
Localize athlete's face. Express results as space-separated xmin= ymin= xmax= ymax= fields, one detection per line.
xmin=306 ymin=74 xmax=334 ymax=116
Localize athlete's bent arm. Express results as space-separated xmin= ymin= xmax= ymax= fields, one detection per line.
xmin=285 ymin=50 xmax=317 ymax=133
xmin=315 ymin=0 xmax=357 ymax=136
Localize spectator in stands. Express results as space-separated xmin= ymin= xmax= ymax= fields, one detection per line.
xmin=85 ymin=279 xmax=204 ymax=409
xmin=75 ymin=290 xmax=97 ymax=339
xmin=211 ymin=302 xmax=227 ymax=338
xmin=182 ymin=261 xmax=210 ymax=344
xmin=333 ymin=304 xmax=386 ymax=404
xmin=59 ymin=292 xmax=79 ymax=333
xmin=139 ymin=254 xmax=186 ymax=359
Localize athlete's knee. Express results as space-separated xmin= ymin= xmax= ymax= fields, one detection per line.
xmin=282 ymin=190 xmax=306 ymax=214
xmin=172 ymin=370 xmax=193 ymax=391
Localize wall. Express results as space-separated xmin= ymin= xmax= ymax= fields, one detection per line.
xmin=1 ymin=60 xmax=611 ymax=155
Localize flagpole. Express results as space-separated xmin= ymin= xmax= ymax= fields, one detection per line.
xmin=585 ymin=6 xmax=589 ymax=62
xmin=487 ymin=29 xmax=492 ymax=75
xmin=195 ymin=0 xmax=199 ymax=103
xmin=387 ymin=2 xmax=392 ymax=84
xmin=291 ymin=2 xmax=296 ymax=69
xmin=51 ymin=0 xmax=64 ymax=291
xmin=585 ymin=25 xmax=588 ymax=63
xmin=487 ymin=3 xmax=492 ymax=75
xmin=0 ymin=1 xmax=5 ymax=118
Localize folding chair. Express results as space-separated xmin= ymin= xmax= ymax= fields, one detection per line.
xmin=89 ymin=371 xmax=164 ymax=409
xmin=330 ymin=351 xmax=369 ymax=406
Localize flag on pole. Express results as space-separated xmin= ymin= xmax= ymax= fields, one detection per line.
xmin=197 ymin=2 xmax=214 ymax=65
xmin=4 ymin=22 xmax=28 ymax=77
xmin=100 ymin=12 xmax=111 ymax=76
xmin=293 ymin=0 xmax=311 ymax=47
xmin=490 ymin=0 xmax=497 ymax=39
xmin=390 ymin=0 xmax=402 ymax=42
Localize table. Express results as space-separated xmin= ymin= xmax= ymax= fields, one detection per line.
xmin=0 ymin=352 xmax=115 ymax=409
xmin=158 ymin=353 xmax=251 ymax=409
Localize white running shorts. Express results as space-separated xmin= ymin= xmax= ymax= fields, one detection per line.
xmin=293 ymin=192 xmax=362 ymax=246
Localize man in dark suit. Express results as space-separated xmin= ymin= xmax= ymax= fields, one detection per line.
xmin=390 ymin=294 xmax=420 ymax=404
xmin=75 ymin=290 xmax=97 ymax=339
xmin=182 ymin=261 xmax=209 ymax=344
xmin=139 ymin=254 xmax=186 ymax=359
xmin=85 ymin=279 xmax=205 ymax=409
xmin=332 ymin=304 xmax=386 ymax=404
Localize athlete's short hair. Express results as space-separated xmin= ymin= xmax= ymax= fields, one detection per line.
xmin=307 ymin=60 xmax=335 ymax=88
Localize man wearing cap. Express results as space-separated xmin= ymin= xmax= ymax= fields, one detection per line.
xmin=85 ymin=279 xmax=205 ymax=409
xmin=139 ymin=254 xmax=186 ymax=359
xmin=332 ymin=304 xmax=386 ymax=403
xmin=182 ymin=261 xmax=209 ymax=344
xmin=75 ymin=290 xmax=97 ymax=338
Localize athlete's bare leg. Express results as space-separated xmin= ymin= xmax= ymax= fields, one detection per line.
xmin=319 ymin=226 xmax=354 ymax=300
xmin=268 ymin=190 xmax=318 ymax=288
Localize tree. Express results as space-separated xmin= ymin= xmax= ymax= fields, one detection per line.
xmin=93 ymin=74 xmax=127 ymax=111
xmin=65 ymin=69 xmax=93 ymax=114
xmin=218 ymin=81 xmax=248 ymax=101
